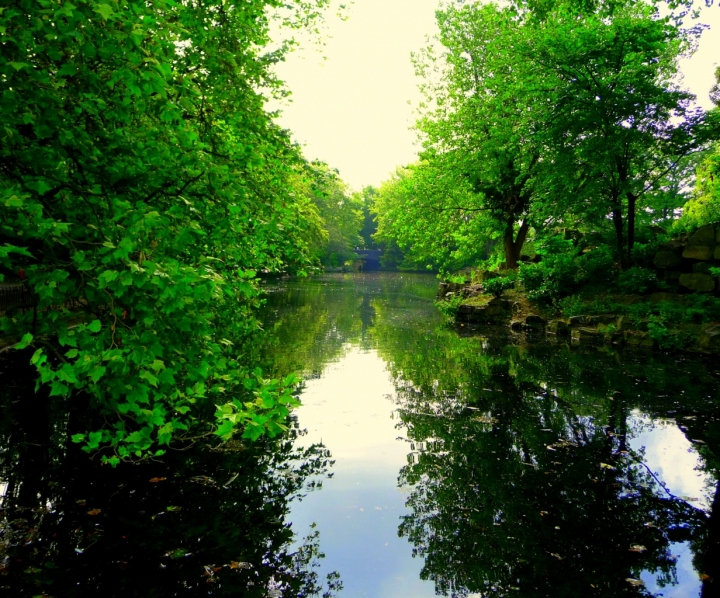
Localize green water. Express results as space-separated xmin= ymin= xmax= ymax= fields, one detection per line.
xmin=1 ymin=272 xmax=719 ymax=597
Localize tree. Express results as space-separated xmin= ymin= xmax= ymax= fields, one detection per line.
xmin=0 ymin=0 xmax=331 ymax=462
xmin=679 ymin=67 xmax=720 ymax=229
xmin=523 ymin=0 xmax=711 ymax=266
xmin=410 ymin=2 xmax=545 ymax=269
xmin=373 ymin=163 xmax=494 ymax=272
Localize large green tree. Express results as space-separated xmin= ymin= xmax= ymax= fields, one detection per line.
xmin=524 ymin=0 xmax=711 ymax=266
xmin=375 ymin=0 xmax=714 ymax=272
xmin=0 ymin=0 xmax=330 ymax=462
xmin=410 ymin=2 xmax=546 ymax=269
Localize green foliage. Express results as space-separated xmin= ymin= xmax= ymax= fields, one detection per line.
xmin=483 ymin=276 xmax=515 ymax=297
xmin=0 ymin=0 xmax=331 ymax=460
xmin=616 ymin=267 xmax=665 ymax=294
xmin=518 ymin=254 xmax=577 ymax=302
xmin=372 ymin=0 xmax=711 ymax=274
xmin=295 ymin=162 xmax=364 ymax=268
xmin=372 ymin=164 xmax=490 ymax=272
xmin=680 ymin=144 xmax=720 ymax=229
xmin=434 ymin=294 xmax=464 ymax=320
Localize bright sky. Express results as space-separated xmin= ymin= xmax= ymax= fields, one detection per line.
xmin=272 ymin=1 xmax=720 ymax=191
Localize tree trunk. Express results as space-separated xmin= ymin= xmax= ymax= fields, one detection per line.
xmin=611 ymin=203 xmax=626 ymax=269
xmin=503 ymin=219 xmax=529 ymax=270
xmin=626 ymin=192 xmax=637 ymax=265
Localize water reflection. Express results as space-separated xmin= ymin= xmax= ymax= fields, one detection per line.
xmin=258 ymin=274 xmax=720 ymax=598
xmin=0 ymin=350 xmax=340 ymax=597
xmin=1 ymin=272 xmax=719 ymax=598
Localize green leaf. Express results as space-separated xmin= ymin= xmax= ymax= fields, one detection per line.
xmin=214 ymin=420 xmax=235 ymax=439
xmin=15 ymin=333 xmax=33 ymax=350
xmin=93 ymin=4 xmax=114 ymax=20
xmin=87 ymin=320 xmax=102 ymax=333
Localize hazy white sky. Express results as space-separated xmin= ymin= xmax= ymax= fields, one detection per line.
xmin=272 ymin=1 xmax=720 ymax=191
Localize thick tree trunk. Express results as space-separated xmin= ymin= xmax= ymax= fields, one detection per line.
xmin=503 ymin=219 xmax=529 ymax=270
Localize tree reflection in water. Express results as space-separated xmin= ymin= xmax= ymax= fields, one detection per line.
xmin=382 ymin=332 xmax=720 ymax=597
xmin=0 ymin=350 xmax=340 ymax=598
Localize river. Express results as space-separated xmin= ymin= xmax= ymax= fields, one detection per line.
xmin=1 ymin=272 xmax=719 ymax=597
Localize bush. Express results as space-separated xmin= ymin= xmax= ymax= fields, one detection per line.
xmin=483 ymin=276 xmax=515 ymax=297
xmin=434 ymin=294 xmax=464 ymax=319
xmin=577 ymin=245 xmax=616 ymax=283
xmin=518 ymin=253 xmax=577 ymax=302
xmin=616 ymin=267 xmax=665 ymax=294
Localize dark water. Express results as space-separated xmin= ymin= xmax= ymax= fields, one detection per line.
xmin=1 ymin=272 xmax=720 ymax=597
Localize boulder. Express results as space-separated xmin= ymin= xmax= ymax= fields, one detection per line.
xmin=525 ymin=314 xmax=547 ymax=329
xmin=693 ymin=262 xmax=712 ymax=274
xmin=624 ymin=330 xmax=655 ymax=348
xmin=572 ymin=327 xmax=603 ymax=343
xmin=687 ymin=224 xmax=716 ymax=246
xmin=654 ymin=249 xmax=682 ymax=269
xmin=569 ymin=315 xmax=590 ymax=327
xmin=462 ymin=284 xmax=484 ymax=298
xmin=678 ymin=273 xmax=715 ymax=293
xmin=456 ymin=298 xmax=510 ymax=323
xmin=697 ymin=324 xmax=720 ymax=352
xmin=682 ymin=245 xmax=714 ymax=261
xmin=661 ymin=270 xmax=682 ymax=283
xmin=547 ymin=319 xmax=570 ymax=336
xmin=569 ymin=314 xmax=616 ymax=327
xmin=438 ymin=281 xmax=466 ymax=298
xmin=616 ymin=315 xmax=633 ymax=332
xmin=613 ymin=294 xmax=644 ymax=305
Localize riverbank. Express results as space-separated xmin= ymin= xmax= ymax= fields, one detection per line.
xmin=439 ymin=285 xmax=720 ymax=354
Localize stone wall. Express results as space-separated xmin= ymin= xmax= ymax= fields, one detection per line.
xmin=654 ymin=223 xmax=720 ymax=293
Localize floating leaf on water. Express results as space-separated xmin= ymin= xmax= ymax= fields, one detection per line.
xmin=626 ymin=578 xmax=644 ymax=587
xmin=690 ymin=439 xmax=706 ymax=445
xmin=165 ymin=549 xmax=191 ymax=559
xmin=700 ymin=573 xmax=712 ymax=582
xmin=166 ymin=506 xmax=182 ymax=512
xmin=599 ymin=463 xmax=616 ymax=470
xmin=75 ymin=499 xmax=86 ymax=505
xmin=228 ymin=561 xmax=252 ymax=570
xmin=539 ymin=511 xmax=549 ymax=516
xmin=549 ymin=552 xmax=562 ymax=560
xmin=149 ymin=477 xmax=167 ymax=483
xmin=629 ymin=545 xmax=647 ymax=553
xmin=87 ymin=509 xmax=101 ymax=516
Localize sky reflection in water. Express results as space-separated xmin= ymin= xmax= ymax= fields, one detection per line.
xmin=258 ymin=273 xmax=720 ymax=598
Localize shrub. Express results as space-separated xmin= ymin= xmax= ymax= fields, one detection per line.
xmin=616 ymin=267 xmax=665 ymax=294
xmin=483 ymin=276 xmax=515 ymax=297
xmin=577 ymin=245 xmax=616 ymax=283
xmin=518 ymin=253 xmax=576 ymax=302
xmin=435 ymin=294 xmax=464 ymax=319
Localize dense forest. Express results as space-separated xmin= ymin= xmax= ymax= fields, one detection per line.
xmin=1 ymin=0 xmax=719 ymax=460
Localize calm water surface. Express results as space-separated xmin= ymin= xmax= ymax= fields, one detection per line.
xmin=1 ymin=272 xmax=719 ymax=597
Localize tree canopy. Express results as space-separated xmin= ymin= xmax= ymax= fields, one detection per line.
xmin=373 ymin=0 xmax=718 ymax=273
xmin=0 ymin=0 xmax=335 ymax=462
